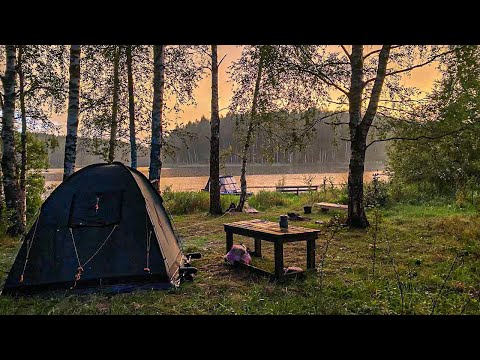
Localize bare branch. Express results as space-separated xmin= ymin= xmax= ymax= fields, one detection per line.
xmin=218 ymin=53 xmax=227 ymax=67
xmin=198 ymin=46 xmax=212 ymax=61
xmin=299 ymin=110 xmax=349 ymax=135
xmin=364 ymin=48 xmax=456 ymax=85
xmin=361 ymin=45 xmax=392 ymax=129
xmin=366 ymin=126 xmax=470 ymax=149
xmin=340 ymin=45 xmax=351 ymax=59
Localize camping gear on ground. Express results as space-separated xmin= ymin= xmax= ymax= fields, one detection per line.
xmin=279 ymin=215 xmax=289 ymax=228
xmin=304 ymin=206 xmax=312 ymax=214
xmin=1 ymin=162 xmax=198 ymax=296
xmin=224 ymin=244 xmax=252 ymax=265
xmin=284 ymin=266 xmax=304 ymax=275
xmin=203 ymin=175 xmax=252 ymax=196
xmin=287 ymin=213 xmax=311 ymax=221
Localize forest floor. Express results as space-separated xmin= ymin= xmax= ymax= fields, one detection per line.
xmin=0 ymin=200 xmax=479 ymax=315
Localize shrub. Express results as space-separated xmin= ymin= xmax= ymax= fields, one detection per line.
xmin=364 ymin=175 xmax=389 ymax=207
xmin=162 ymin=191 xmax=210 ymax=215
xmin=248 ymin=191 xmax=292 ymax=210
xmin=162 ymin=188 xmax=240 ymax=215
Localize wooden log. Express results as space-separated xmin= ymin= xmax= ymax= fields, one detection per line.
xmin=314 ymin=202 xmax=348 ymax=211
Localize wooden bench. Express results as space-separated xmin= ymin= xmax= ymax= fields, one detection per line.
xmin=314 ymin=202 xmax=348 ymax=212
xmin=275 ymin=185 xmax=318 ymax=195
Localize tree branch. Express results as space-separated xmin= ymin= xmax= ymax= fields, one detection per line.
xmin=295 ymin=46 xmax=350 ymax=96
xmin=198 ymin=46 xmax=212 ymax=60
xmin=366 ymin=126 xmax=470 ymax=149
xmin=364 ymin=48 xmax=456 ymax=85
xmin=361 ymin=45 xmax=391 ymax=129
xmin=299 ymin=110 xmax=349 ymax=135
xmin=289 ymin=61 xmax=350 ymax=97
xmin=340 ymin=45 xmax=351 ymax=59
xmin=218 ymin=53 xmax=227 ymax=67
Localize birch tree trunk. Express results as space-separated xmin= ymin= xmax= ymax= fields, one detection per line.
xmin=149 ymin=45 xmax=166 ymax=191
xmin=346 ymin=45 xmax=368 ymax=228
xmin=126 ymin=45 xmax=137 ymax=169
xmin=1 ymin=45 xmax=24 ymax=236
xmin=17 ymin=45 xmax=27 ymax=229
xmin=346 ymin=45 xmax=391 ymax=228
xmin=108 ymin=46 xmax=121 ymax=163
xmin=63 ymin=45 xmax=81 ymax=180
xmin=209 ymin=45 xmax=222 ymax=214
xmin=237 ymin=50 xmax=264 ymax=211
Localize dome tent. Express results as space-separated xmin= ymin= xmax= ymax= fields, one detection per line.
xmin=2 ymin=162 xmax=196 ymax=295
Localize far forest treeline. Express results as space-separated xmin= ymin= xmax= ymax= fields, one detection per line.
xmin=168 ymin=112 xmax=387 ymax=166
xmin=42 ymin=112 xmax=387 ymax=169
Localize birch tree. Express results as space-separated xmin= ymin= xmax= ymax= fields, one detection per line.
xmin=274 ymin=45 xmax=455 ymax=228
xmin=209 ymin=45 xmax=222 ymax=214
xmin=149 ymin=45 xmax=166 ymax=190
xmin=229 ymin=45 xmax=324 ymax=211
xmin=1 ymin=45 xmax=23 ymax=235
xmin=235 ymin=47 xmax=264 ymax=211
xmin=108 ymin=46 xmax=121 ymax=163
xmin=0 ymin=45 xmax=66 ymax=230
xmin=126 ymin=45 xmax=137 ymax=169
xmin=148 ymin=45 xmax=205 ymax=190
xmin=17 ymin=46 xmax=27 ymax=226
xmin=63 ymin=45 xmax=81 ymax=180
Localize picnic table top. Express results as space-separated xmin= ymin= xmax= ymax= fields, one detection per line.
xmin=223 ymin=219 xmax=320 ymax=237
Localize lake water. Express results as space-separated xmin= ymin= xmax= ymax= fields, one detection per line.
xmin=43 ymin=163 xmax=386 ymax=194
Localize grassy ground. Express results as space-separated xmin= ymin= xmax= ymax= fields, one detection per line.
xmin=0 ymin=192 xmax=479 ymax=315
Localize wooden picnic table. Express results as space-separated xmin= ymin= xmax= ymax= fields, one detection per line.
xmin=223 ymin=219 xmax=320 ymax=279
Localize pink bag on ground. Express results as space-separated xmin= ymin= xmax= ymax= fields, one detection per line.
xmin=225 ymin=244 xmax=252 ymax=265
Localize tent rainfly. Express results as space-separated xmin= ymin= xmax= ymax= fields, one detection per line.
xmin=1 ymin=162 xmax=199 ymax=295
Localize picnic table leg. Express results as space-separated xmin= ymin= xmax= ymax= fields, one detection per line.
xmin=253 ymin=238 xmax=262 ymax=257
xmin=307 ymin=238 xmax=316 ymax=270
xmin=274 ymin=240 xmax=284 ymax=279
xmin=226 ymin=231 xmax=233 ymax=253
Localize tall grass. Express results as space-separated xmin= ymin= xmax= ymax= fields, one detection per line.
xmin=162 ymin=190 xmax=240 ymax=215
xmin=162 ymin=187 xmax=350 ymax=215
xmin=249 ymin=187 xmax=348 ymax=211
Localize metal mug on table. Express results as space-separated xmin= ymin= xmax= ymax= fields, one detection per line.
xmin=279 ymin=215 xmax=288 ymax=229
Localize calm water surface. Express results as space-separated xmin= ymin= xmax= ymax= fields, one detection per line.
xmin=44 ymin=164 xmax=386 ymax=194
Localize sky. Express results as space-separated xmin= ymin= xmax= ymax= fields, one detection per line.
xmin=50 ymin=45 xmax=441 ymax=132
